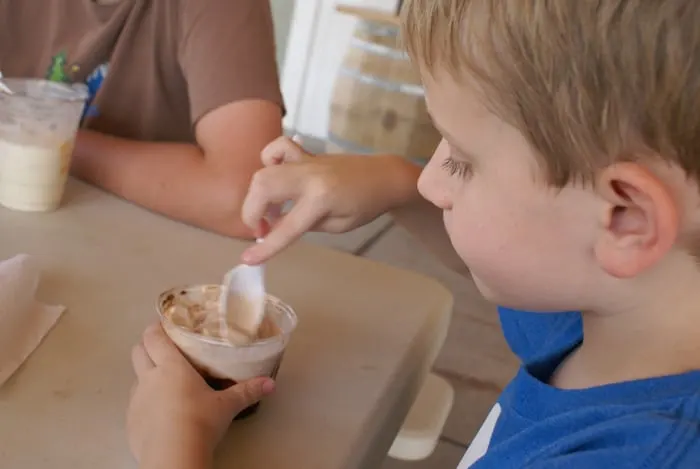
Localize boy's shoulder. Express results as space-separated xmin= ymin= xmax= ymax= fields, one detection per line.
xmin=468 ymin=354 xmax=700 ymax=469
xmin=472 ymin=395 xmax=700 ymax=468
xmin=475 ymin=307 xmax=700 ymax=468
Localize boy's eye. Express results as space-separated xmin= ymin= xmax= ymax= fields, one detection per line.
xmin=441 ymin=156 xmax=472 ymax=178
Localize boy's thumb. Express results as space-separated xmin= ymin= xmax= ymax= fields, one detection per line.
xmin=221 ymin=377 xmax=276 ymax=414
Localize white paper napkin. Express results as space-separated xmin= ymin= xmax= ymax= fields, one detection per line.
xmin=0 ymin=254 xmax=66 ymax=386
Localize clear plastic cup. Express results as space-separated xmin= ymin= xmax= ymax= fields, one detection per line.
xmin=157 ymin=284 xmax=298 ymax=419
xmin=0 ymin=78 xmax=88 ymax=212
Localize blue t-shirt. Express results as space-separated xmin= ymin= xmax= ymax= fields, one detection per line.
xmin=457 ymin=308 xmax=700 ymax=468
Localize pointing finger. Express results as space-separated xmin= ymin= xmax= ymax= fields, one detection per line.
xmin=242 ymin=195 xmax=328 ymax=264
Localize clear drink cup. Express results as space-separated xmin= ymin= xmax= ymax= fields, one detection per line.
xmin=0 ymin=78 xmax=88 ymax=212
xmin=157 ymin=284 xmax=298 ymax=419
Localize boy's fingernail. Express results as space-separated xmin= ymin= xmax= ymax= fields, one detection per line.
xmin=262 ymin=379 xmax=276 ymax=395
xmin=241 ymin=250 xmax=256 ymax=264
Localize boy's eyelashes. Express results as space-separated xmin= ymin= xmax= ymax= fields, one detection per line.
xmin=441 ymin=156 xmax=473 ymax=178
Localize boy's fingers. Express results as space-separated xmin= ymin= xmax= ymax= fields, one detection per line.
xmin=262 ymin=204 xmax=283 ymax=228
xmin=131 ymin=343 xmax=154 ymax=379
xmin=242 ymin=197 xmax=327 ymax=264
xmin=220 ymin=377 xmax=275 ymax=415
xmin=242 ymin=166 xmax=305 ymax=231
xmin=142 ymin=323 xmax=188 ymax=368
xmin=261 ymin=136 xmax=308 ymax=166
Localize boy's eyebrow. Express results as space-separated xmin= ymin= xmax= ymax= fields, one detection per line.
xmin=430 ymin=119 xmax=476 ymax=158
xmin=428 ymin=112 xmax=462 ymax=146
xmin=430 ymin=118 xmax=456 ymax=142
xmin=426 ymin=105 xmax=477 ymax=158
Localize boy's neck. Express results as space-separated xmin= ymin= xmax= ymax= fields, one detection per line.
xmin=553 ymin=256 xmax=700 ymax=389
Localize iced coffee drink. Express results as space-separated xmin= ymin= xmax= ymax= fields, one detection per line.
xmin=157 ymin=284 xmax=298 ymax=419
xmin=0 ymin=79 xmax=87 ymax=212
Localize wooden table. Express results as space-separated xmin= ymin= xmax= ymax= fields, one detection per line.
xmin=0 ymin=180 xmax=452 ymax=469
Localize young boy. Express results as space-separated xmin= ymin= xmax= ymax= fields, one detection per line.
xmin=129 ymin=0 xmax=700 ymax=467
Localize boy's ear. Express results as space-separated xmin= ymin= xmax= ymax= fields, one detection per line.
xmin=595 ymin=162 xmax=679 ymax=278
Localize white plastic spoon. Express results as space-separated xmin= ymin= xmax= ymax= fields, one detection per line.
xmin=218 ymin=239 xmax=266 ymax=344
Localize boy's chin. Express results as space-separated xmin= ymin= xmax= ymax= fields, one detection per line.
xmin=471 ymin=276 xmax=501 ymax=304
xmin=472 ymin=276 xmax=553 ymax=311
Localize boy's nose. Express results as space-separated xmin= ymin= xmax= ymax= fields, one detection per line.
xmin=418 ymin=140 xmax=453 ymax=210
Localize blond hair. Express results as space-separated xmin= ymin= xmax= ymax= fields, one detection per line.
xmin=402 ymin=0 xmax=700 ymax=187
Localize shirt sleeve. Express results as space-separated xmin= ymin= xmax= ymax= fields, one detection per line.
xmin=498 ymin=307 xmax=582 ymax=364
xmin=177 ymin=0 xmax=285 ymax=125
xmin=523 ymin=429 xmax=700 ymax=469
xmin=515 ymin=398 xmax=700 ymax=469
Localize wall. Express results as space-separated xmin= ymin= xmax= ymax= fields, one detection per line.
xmin=281 ymin=0 xmax=400 ymax=139
xmin=270 ymin=0 xmax=298 ymax=71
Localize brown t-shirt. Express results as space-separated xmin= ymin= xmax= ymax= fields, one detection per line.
xmin=0 ymin=0 xmax=284 ymax=143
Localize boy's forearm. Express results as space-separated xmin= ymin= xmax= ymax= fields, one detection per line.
xmin=139 ymin=431 xmax=214 ymax=469
xmin=141 ymin=452 xmax=211 ymax=469
xmin=72 ymin=129 xmax=256 ymax=238
xmin=140 ymin=435 xmax=213 ymax=469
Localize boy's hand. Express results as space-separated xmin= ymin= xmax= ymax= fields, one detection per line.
xmin=241 ymin=136 xmax=421 ymax=264
xmin=127 ymin=323 xmax=275 ymax=466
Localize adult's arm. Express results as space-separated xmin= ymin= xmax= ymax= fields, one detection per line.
xmin=72 ymin=0 xmax=283 ymax=238
xmin=72 ymin=101 xmax=281 ymax=238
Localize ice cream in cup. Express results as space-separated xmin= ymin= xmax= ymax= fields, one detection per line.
xmin=157 ymin=284 xmax=298 ymax=419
